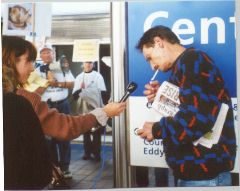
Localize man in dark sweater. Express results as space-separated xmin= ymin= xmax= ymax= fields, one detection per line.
xmin=136 ymin=25 xmax=236 ymax=186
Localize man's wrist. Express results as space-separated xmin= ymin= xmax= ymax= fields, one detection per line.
xmin=152 ymin=122 xmax=161 ymax=139
xmin=57 ymin=82 xmax=67 ymax=88
xmin=48 ymin=79 xmax=57 ymax=87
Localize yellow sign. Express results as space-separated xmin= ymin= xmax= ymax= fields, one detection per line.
xmin=24 ymin=71 xmax=49 ymax=92
xmin=72 ymin=39 xmax=99 ymax=62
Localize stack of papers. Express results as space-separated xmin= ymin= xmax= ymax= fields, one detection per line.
xmin=193 ymin=103 xmax=229 ymax=148
xmin=24 ymin=71 xmax=49 ymax=92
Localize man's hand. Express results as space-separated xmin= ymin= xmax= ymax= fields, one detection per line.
xmin=143 ymin=80 xmax=160 ymax=103
xmin=72 ymin=89 xmax=82 ymax=100
xmin=48 ymin=79 xmax=58 ymax=87
xmin=137 ymin=122 xmax=154 ymax=141
xmin=47 ymin=71 xmax=58 ymax=87
xmin=47 ymin=71 xmax=55 ymax=81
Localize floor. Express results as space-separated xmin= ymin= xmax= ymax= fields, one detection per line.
xmin=64 ymin=141 xmax=176 ymax=190
xmin=65 ymin=142 xmax=114 ymax=190
xmin=62 ymin=142 xmax=239 ymax=190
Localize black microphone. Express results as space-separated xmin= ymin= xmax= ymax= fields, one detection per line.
xmin=103 ymin=82 xmax=137 ymax=130
xmin=92 ymin=82 xmax=137 ymax=132
xmin=119 ymin=82 xmax=138 ymax=102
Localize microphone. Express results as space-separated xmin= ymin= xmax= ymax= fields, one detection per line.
xmin=92 ymin=82 xmax=137 ymax=132
xmin=119 ymin=82 xmax=138 ymax=102
xmin=103 ymin=81 xmax=137 ymax=130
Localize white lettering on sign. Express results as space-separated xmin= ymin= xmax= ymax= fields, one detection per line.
xmin=144 ymin=11 xmax=236 ymax=45
xmin=201 ymin=17 xmax=225 ymax=44
xmin=144 ymin=11 xmax=169 ymax=32
xmin=229 ymin=17 xmax=236 ymax=38
xmin=172 ymin=19 xmax=195 ymax=45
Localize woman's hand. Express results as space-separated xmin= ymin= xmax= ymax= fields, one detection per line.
xmin=103 ymin=102 xmax=126 ymax=117
xmin=34 ymin=87 xmax=47 ymax=95
xmin=143 ymin=80 xmax=160 ymax=103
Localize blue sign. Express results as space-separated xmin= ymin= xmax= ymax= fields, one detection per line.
xmin=127 ymin=0 xmax=236 ymax=97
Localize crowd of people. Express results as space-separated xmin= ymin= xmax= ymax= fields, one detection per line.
xmin=2 ymin=24 xmax=238 ymax=189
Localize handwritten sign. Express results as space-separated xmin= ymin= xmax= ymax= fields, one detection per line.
xmin=72 ymin=39 xmax=99 ymax=62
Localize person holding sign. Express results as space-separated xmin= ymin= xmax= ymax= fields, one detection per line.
xmin=136 ymin=25 xmax=236 ymax=187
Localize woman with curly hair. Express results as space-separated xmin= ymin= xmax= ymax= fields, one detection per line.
xmin=2 ymin=36 xmax=126 ymax=189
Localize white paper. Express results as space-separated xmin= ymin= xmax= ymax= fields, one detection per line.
xmin=193 ymin=103 xmax=229 ymax=148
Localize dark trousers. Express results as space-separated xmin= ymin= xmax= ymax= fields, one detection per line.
xmin=136 ymin=166 xmax=169 ymax=187
xmin=46 ymin=138 xmax=71 ymax=171
xmin=83 ymin=128 xmax=102 ymax=158
xmin=231 ymin=173 xmax=239 ymax=186
xmin=47 ymin=99 xmax=71 ymax=171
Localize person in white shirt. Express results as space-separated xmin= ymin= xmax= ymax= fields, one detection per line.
xmin=72 ymin=61 xmax=106 ymax=161
xmin=36 ymin=44 xmax=74 ymax=179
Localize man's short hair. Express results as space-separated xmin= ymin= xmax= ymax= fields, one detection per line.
xmin=136 ymin=25 xmax=180 ymax=51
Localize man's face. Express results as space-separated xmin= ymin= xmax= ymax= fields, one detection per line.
xmin=40 ymin=49 xmax=53 ymax=64
xmin=142 ymin=43 xmax=171 ymax=72
xmin=61 ymin=59 xmax=70 ymax=72
xmin=83 ymin=62 xmax=94 ymax=72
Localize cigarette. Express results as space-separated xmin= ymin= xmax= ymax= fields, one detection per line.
xmin=150 ymin=70 xmax=159 ymax=82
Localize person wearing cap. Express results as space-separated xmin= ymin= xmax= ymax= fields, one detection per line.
xmin=59 ymin=54 xmax=71 ymax=76
xmin=72 ymin=61 xmax=107 ymax=161
xmin=35 ymin=44 xmax=75 ymax=179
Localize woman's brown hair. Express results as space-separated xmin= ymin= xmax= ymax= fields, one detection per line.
xmin=2 ymin=36 xmax=37 ymax=94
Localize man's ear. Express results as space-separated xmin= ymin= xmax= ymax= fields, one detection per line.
xmin=153 ymin=36 xmax=164 ymax=48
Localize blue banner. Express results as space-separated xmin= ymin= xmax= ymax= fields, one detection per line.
xmin=127 ymin=0 xmax=236 ymax=97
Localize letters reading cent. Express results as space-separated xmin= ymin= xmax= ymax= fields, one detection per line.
xmin=144 ymin=11 xmax=236 ymax=45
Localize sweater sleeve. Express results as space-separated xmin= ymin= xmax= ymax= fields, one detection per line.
xmin=17 ymin=89 xmax=98 ymax=140
xmin=152 ymin=51 xmax=225 ymax=145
